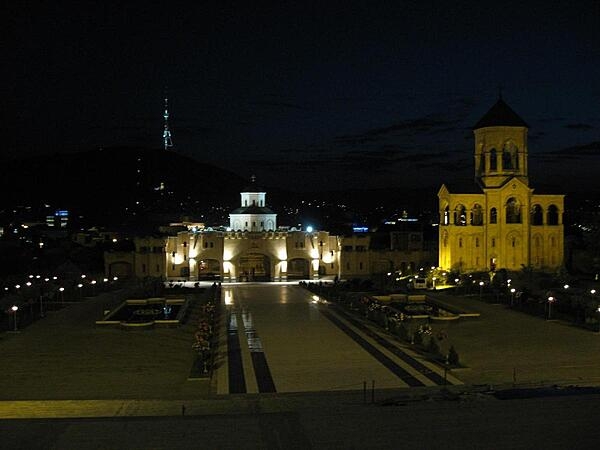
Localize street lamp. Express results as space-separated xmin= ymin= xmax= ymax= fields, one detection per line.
xmin=91 ymin=280 xmax=97 ymax=296
xmin=547 ymin=296 xmax=555 ymax=320
xmin=597 ymin=306 xmax=600 ymax=333
xmin=11 ymin=305 xmax=18 ymax=331
xmin=77 ymin=283 xmax=83 ymax=299
xmin=59 ymin=287 xmax=65 ymax=303
xmin=563 ymin=284 xmax=569 ymax=290
xmin=510 ymin=288 xmax=516 ymax=306
xmin=479 ymin=281 xmax=484 ymax=300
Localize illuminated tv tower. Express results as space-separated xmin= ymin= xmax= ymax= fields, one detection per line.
xmin=163 ymin=96 xmax=173 ymax=150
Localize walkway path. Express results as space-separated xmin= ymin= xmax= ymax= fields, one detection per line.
xmin=215 ymin=285 xmax=461 ymax=394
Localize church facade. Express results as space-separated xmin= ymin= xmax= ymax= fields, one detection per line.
xmin=438 ymin=98 xmax=564 ymax=273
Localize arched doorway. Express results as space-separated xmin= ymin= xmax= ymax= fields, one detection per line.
xmin=197 ymin=259 xmax=221 ymax=280
xmin=287 ymin=258 xmax=310 ymax=279
xmin=109 ymin=261 xmax=132 ymax=278
xmin=238 ymin=253 xmax=271 ymax=281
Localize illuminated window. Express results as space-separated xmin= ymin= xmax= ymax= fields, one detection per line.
xmin=547 ymin=205 xmax=559 ymax=225
xmin=454 ymin=205 xmax=467 ymax=226
xmin=531 ymin=205 xmax=543 ymax=225
xmin=506 ymin=198 xmax=521 ymax=224
xmin=489 ymin=149 xmax=497 ymax=171
xmin=442 ymin=205 xmax=450 ymax=225
xmin=471 ymin=204 xmax=483 ymax=226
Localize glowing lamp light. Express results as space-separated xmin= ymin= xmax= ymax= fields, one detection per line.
xmin=11 ymin=305 xmax=18 ymax=312
xmin=563 ymin=284 xmax=569 ymax=289
xmin=77 ymin=284 xmax=83 ymax=288
xmin=26 ymin=282 xmax=32 ymax=287
xmin=591 ymin=289 xmax=597 ymax=295
xmin=510 ymin=288 xmax=516 ymax=293
xmin=91 ymin=280 xmax=97 ymax=285
xmin=59 ymin=287 xmax=65 ymax=292
xmin=113 ymin=277 xmax=118 ymax=281
xmin=306 ymin=226 xmax=313 ymax=233
xmin=479 ymin=281 xmax=484 ymax=286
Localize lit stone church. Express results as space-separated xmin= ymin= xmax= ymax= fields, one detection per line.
xmin=438 ymin=97 xmax=564 ymax=273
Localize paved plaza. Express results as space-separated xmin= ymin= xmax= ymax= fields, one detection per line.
xmin=3 ymin=282 xmax=600 ymax=448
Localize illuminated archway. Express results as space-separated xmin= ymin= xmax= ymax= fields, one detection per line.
xmin=238 ymin=253 xmax=271 ymax=281
xmin=287 ymin=258 xmax=310 ymax=279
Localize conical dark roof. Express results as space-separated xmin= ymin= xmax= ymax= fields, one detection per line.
xmin=473 ymin=98 xmax=528 ymax=129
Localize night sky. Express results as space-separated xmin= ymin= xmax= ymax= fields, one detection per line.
xmin=5 ymin=1 xmax=600 ymax=192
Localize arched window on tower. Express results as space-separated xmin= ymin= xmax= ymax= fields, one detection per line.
xmin=502 ymin=147 xmax=513 ymax=170
xmin=547 ymin=205 xmax=559 ymax=225
xmin=471 ymin=204 xmax=483 ymax=226
xmin=502 ymin=142 xmax=519 ymax=170
xmin=479 ymin=152 xmax=486 ymax=175
xmin=454 ymin=204 xmax=467 ymax=226
xmin=506 ymin=197 xmax=522 ymax=223
xmin=442 ymin=205 xmax=450 ymax=225
xmin=531 ymin=205 xmax=543 ymax=225
xmin=490 ymin=207 xmax=497 ymax=224
xmin=489 ymin=149 xmax=497 ymax=171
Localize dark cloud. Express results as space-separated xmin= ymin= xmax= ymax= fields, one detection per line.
xmin=359 ymin=116 xmax=461 ymax=138
xmin=250 ymin=101 xmax=309 ymax=111
xmin=564 ymin=123 xmax=594 ymax=131
xmin=551 ymin=141 xmax=600 ymax=155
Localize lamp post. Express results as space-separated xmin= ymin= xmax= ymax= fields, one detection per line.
xmin=479 ymin=281 xmax=484 ymax=300
xmin=11 ymin=305 xmax=18 ymax=331
xmin=77 ymin=283 xmax=83 ymax=300
xmin=510 ymin=288 xmax=516 ymax=306
xmin=547 ymin=296 xmax=555 ymax=320
xmin=91 ymin=280 xmax=97 ymax=296
xmin=59 ymin=287 xmax=65 ymax=304
xmin=597 ymin=306 xmax=600 ymax=333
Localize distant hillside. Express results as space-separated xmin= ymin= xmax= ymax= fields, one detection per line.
xmin=0 ymin=147 xmax=259 ymax=225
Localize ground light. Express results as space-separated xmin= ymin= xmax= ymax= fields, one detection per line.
xmin=547 ymin=296 xmax=555 ymax=320
xmin=11 ymin=305 xmax=18 ymax=331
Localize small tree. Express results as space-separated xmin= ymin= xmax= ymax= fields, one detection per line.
xmin=413 ymin=331 xmax=423 ymax=346
xmin=448 ymin=345 xmax=459 ymax=366
xmin=427 ymin=337 xmax=440 ymax=355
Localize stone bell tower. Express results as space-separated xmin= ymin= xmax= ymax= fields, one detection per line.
xmin=473 ymin=96 xmax=529 ymax=189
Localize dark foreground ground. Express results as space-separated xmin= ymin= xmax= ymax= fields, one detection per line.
xmin=1 ymin=388 xmax=599 ymax=449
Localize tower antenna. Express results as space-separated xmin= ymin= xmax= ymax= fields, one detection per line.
xmin=163 ymin=94 xmax=173 ymax=150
